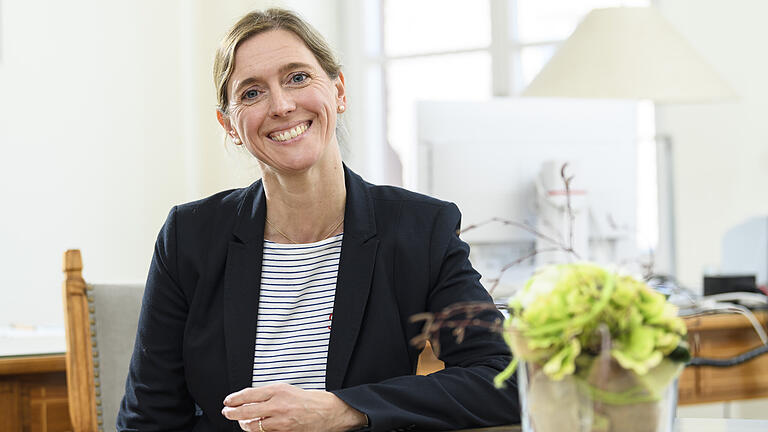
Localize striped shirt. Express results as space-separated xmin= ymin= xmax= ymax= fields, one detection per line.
xmin=251 ymin=233 xmax=342 ymax=390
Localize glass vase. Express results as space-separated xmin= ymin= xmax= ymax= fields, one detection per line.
xmin=517 ymin=359 xmax=678 ymax=432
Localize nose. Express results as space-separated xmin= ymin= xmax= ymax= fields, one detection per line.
xmin=268 ymin=88 xmax=295 ymax=117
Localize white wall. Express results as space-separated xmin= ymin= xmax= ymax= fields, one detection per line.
xmin=0 ymin=0 xmax=266 ymax=327
xmin=657 ymin=0 xmax=768 ymax=289
xmin=1 ymin=0 xmax=181 ymax=327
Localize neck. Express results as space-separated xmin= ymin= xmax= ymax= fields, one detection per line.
xmin=261 ymin=158 xmax=347 ymax=244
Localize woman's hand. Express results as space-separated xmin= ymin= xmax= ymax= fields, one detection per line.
xmin=221 ymin=383 xmax=368 ymax=432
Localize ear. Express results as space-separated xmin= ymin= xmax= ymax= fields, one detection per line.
xmin=335 ymin=71 xmax=347 ymax=107
xmin=216 ymin=110 xmax=242 ymax=144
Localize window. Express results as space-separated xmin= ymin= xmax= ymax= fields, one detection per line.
xmin=377 ymin=0 xmax=649 ymax=183
xmin=381 ymin=0 xmax=493 ymax=187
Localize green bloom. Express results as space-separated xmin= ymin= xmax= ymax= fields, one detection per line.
xmin=543 ymin=339 xmax=581 ymax=380
xmin=501 ymin=262 xmax=689 ymax=383
xmin=611 ymin=326 xmax=664 ymax=375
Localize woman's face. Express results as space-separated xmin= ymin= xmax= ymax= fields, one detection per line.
xmin=219 ymin=29 xmax=345 ymax=175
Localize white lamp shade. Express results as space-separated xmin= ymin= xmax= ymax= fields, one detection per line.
xmin=522 ymin=7 xmax=736 ymax=103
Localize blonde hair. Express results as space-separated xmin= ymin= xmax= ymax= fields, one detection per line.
xmin=213 ymin=8 xmax=342 ymax=114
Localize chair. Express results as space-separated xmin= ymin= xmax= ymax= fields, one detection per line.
xmin=62 ymin=250 xmax=144 ymax=432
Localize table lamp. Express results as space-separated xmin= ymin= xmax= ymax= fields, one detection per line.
xmin=521 ymin=6 xmax=736 ymax=278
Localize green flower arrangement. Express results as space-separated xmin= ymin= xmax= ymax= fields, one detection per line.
xmin=496 ymin=262 xmax=690 ymax=432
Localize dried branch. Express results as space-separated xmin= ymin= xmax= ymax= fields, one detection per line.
xmin=410 ymin=302 xmax=503 ymax=357
xmin=485 ymin=247 xmax=562 ymax=294
xmin=411 ymin=163 xmax=585 ymax=350
xmin=461 ymin=217 xmax=564 ymax=249
xmin=459 ymin=164 xmax=582 ymax=295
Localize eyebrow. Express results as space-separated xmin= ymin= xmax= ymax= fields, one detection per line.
xmin=232 ymin=62 xmax=315 ymax=96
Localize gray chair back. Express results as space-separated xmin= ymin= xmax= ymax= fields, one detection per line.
xmin=87 ymin=283 xmax=144 ymax=431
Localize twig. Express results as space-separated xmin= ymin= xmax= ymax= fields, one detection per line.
xmin=461 ymin=217 xmax=564 ymax=249
xmin=411 ymin=163 xmax=585 ymax=350
xmin=485 ymin=247 xmax=562 ymax=294
xmin=410 ymin=302 xmax=503 ymax=357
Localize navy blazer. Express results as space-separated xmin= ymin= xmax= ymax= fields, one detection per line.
xmin=118 ymin=166 xmax=520 ymax=431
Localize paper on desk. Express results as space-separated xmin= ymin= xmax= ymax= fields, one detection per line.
xmin=0 ymin=324 xmax=66 ymax=356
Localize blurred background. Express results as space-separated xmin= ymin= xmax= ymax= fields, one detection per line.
xmin=1 ymin=0 xmax=766 ymax=362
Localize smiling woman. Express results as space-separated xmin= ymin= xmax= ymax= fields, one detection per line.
xmin=116 ymin=8 xmax=520 ymax=432
xmin=218 ymin=29 xmax=345 ymax=178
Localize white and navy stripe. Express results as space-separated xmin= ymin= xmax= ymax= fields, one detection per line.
xmin=252 ymin=234 xmax=342 ymax=390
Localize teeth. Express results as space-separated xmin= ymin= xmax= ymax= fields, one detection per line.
xmin=271 ymin=123 xmax=308 ymax=142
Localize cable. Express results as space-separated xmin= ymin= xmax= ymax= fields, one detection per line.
xmin=683 ymin=298 xmax=768 ymax=367
xmin=688 ymin=344 xmax=768 ymax=367
xmin=704 ymin=292 xmax=768 ymax=309
xmin=694 ymin=301 xmax=768 ymax=345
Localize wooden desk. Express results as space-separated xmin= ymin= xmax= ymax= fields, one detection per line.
xmin=0 ymin=353 xmax=72 ymax=432
xmin=678 ymin=310 xmax=768 ymax=405
xmin=1 ymin=311 xmax=763 ymax=430
xmin=460 ymin=418 xmax=768 ymax=431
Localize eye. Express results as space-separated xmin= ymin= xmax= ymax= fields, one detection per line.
xmin=290 ymin=72 xmax=309 ymax=84
xmin=243 ymin=89 xmax=260 ymax=100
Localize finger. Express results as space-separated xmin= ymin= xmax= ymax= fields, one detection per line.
xmin=238 ymin=418 xmax=260 ymax=431
xmin=222 ymin=403 xmax=267 ymax=421
xmin=224 ymin=387 xmax=273 ymax=407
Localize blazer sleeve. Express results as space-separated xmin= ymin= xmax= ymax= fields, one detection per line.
xmin=117 ymin=207 xmax=198 ymax=431
xmin=331 ymin=203 xmax=521 ymax=431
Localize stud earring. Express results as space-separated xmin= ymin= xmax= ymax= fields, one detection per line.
xmin=232 ymin=136 xmax=241 ymax=145
xmin=337 ymin=105 xmax=345 ymax=113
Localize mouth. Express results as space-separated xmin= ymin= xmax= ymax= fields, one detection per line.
xmin=268 ymin=121 xmax=312 ymax=143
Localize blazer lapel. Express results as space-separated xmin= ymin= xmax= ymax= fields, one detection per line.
xmin=223 ymin=182 xmax=267 ymax=393
xmin=326 ymin=167 xmax=379 ymax=390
